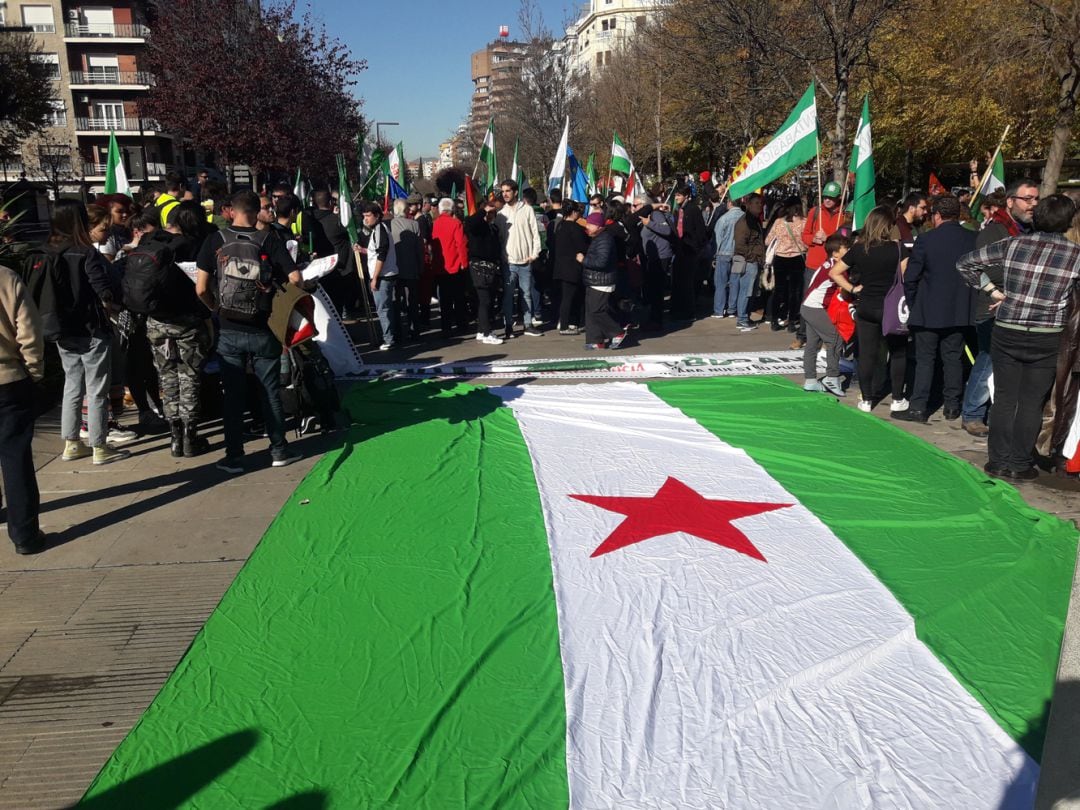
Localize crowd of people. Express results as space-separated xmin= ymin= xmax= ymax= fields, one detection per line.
xmin=2 ymin=165 xmax=1080 ymax=556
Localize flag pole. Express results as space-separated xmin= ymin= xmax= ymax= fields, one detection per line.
xmin=815 ymin=137 xmax=823 ymax=215
xmin=605 ymin=132 xmax=614 ymax=195
xmin=974 ymin=124 xmax=1011 ymax=196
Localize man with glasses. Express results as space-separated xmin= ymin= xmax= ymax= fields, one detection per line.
xmin=959 ymin=179 xmax=1040 ymax=438
xmin=496 ymin=179 xmax=542 ymax=338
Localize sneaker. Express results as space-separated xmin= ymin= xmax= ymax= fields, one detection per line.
xmin=523 ymin=327 xmax=543 ymax=337
xmin=138 ymin=411 xmax=169 ymax=434
xmin=889 ymin=398 xmax=910 ymax=413
xmin=379 ymin=343 xmax=393 ymax=351
xmin=92 ymin=444 xmax=131 ymax=466
xmin=857 ymin=399 xmax=872 ymax=413
xmin=558 ymin=327 xmax=582 ymax=336
xmin=737 ymin=322 xmax=757 ymax=332
xmin=530 ymin=317 xmax=545 ymax=327
xmin=271 ymin=448 xmax=303 ymax=468
xmin=609 ymin=331 xmax=627 ymax=349
xmin=107 ymin=422 xmax=138 ymax=443
xmin=821 ymin=376 xmax=846 ymax=397
xmin=583 ymin=342 xmax=607 ymax=350
xmin=803 ymin=379 xmax=825 ymax=392
xmin=475 ymin=332 xmax=486 ymax=341
xmin=710 ymin=314 xmax=724 ymax=319
xmin=62 ymin=439 xmax=92 ymax=461
xmin=502 ymin=330 xmax=515 ymax=340
xmin=299 ymin=415 xmax=319 ymax=436
xmin=481 ymin=334 xmax=504 ymax=345
xmin=215 ymin=456 xmax=245 ymax=475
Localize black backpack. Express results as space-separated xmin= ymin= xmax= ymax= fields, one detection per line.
xmin=21 ymin=245 xmax=82 ymax=342
xmin=122 ymin=238 xmax=177 ymax=316
xmin=216 ymin=229 xmax=273 ymax=321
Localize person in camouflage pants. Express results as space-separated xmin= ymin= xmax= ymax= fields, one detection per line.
xmin=146 ymin=315 xmax=212 ymax=457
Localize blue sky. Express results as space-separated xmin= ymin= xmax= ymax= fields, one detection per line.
xmin=303 ymin=0 xmax=581 ymax=159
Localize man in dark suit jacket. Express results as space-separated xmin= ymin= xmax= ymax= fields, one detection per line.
xmin=897 ymin=196 xmax=976 ymax=423
xmin=309 ymin=189 xmax=358 ymax=318
xmin=671 ymin=186 xmax=705 ymax=320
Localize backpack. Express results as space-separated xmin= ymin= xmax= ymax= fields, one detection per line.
xmin=280 ymin=342 xmax=340 ymax=435
xmin=122 ymin=238 xmax=177 ymax=316
xmin=216 ymin=229 xmax=273 ymax=321
xmin=21 ymin=245 xmax=82 ymax=342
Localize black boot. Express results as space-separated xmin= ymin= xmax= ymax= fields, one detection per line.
xmin=170 ymin=421 xmax=184 ymax=458
xmin=183 ymin=422 xmax=209 ymax=457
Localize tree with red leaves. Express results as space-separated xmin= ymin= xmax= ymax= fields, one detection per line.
xmin=143 ymin=0 xmax=365 ymax=185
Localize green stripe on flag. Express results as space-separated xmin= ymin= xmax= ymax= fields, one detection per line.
xmin=81 ymin=381 xmax=568 ymax=809
xmin=649 ymin=376 xmax=1077 ymax=760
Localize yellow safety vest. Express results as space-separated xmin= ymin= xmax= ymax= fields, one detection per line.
xmin=155 ymin=192 xmax=179 ymax=228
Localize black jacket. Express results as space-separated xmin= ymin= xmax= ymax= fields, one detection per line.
xmin=553 ymin=219 xmax=589 ymax=283
xmin=464 ymin=212 xmax=500 ymax=264
xmin=904 ymin=221 xmax=976 ymax=329
xmin=310 ymin=208 xmax=354 ymax=276
xmin=583 ymin=227 xmax=617 ymax=287
xmin=676 ymin=200 xmax=707 ymax=254
xmin=136 ymin=230 xmax=208 ymax=320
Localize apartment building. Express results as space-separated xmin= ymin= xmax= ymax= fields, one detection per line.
xmin=3 ymin=0 xmax=178 ymax=193
xmin=563 ymin=0 xmax=670 ymax=73
xmin=468 ymin=36 xmax=526 ymax=148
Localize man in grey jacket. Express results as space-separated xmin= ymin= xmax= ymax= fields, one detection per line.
xmin=0 ymin=264 xmax=46 ymax=554
xmin=637 ymin=202 xmax=675 ymax=330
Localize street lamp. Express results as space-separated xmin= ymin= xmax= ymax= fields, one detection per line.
xmin=375 ymin=121 xmax=399 ymax=145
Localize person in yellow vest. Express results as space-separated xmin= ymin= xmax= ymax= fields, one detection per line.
xmin=153 ymin=171 xmax=185 ymax=228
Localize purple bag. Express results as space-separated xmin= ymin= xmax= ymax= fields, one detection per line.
xmin=881 ymin=243 xmax=909 ymax=337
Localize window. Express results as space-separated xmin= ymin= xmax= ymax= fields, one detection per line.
xmin=93 ymin=101 xmax=125 ymax=128
xmin=47 ymin=100 xmax=67 ymax=126
xmin=38 ymin=145 xmax=72 ymax=173
xmin=610 ymin=18 xmax=616 ymax=29
xmin=21 ymin=5 xmax=55 ymax=32
xmin=601 ymin=19 xmax=608 ymax=30
xmin=596 ymin=52 xmax=603 ymax=67
xmin=81 ymin=6 xmax=115 ymax=36
xmin=32 ymin=53 xmax=61 ymax=80
xmin=87 ymin=53 xmax=120 ymax=82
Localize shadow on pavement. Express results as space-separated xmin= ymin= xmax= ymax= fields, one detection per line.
xmin=72 ymin=729 xmax=290 ymax=809
xmin=1036 ymin=679 xmax=1080 ymax=810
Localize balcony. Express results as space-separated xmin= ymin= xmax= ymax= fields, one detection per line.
xmin=64 ymin=22 xmax=149 ymax=41
xmin=83 ymin=160 xmax=169 ymax=179
xmin=74 ymin=117 xmax=162 ymax=134
xmin=69 ymin=70 xmax=154 ymax=88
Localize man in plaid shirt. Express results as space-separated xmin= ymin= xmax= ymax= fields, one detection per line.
xmin=957 ymin=194 xmax=1080 ymax=481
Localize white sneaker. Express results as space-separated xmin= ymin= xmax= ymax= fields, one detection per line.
xmin=857 ymin=399 xmax=872 ymax=413
xmin=890 ymin=398 xmax=910 ymax=413
xmin=475 ymin=332 xmax=485 ymax=341
xmin=481 ymin=334 xmax=504 ymax=345
xmin=379 ymin=343 xmax=392 ymax=351
xmin=107 ymin=424 xmax=138 ymax=443
xmin=531 ymin=318 xmax=544 ymax=327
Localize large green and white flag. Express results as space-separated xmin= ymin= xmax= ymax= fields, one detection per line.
xmin=386 ymin=141 xmax=406 ymax=187
xmin=728 ymin=82 xmax=818 ymax=201
xmin=849 ymin=95 xmax=876 ymax=230
xmin=971 ymin=147 xmax=1006 ymax=223
xmin=103 ymin=131 xmax=129 ymax=197
xmin=83 ymin=378 xmax=1074 ymax=808
xmin=610 ymin=131 xmax=632 ymax=176
xmin=479 ymin=119 xmax=498 ymax=194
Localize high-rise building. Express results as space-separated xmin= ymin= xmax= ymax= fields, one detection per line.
xmin=562 ymin=0 xmax=670 ymax=73
xmin=468 ymin=36 xmax=526 ymax=148
xmin=2 ymin=0 xmax=179 ymax=193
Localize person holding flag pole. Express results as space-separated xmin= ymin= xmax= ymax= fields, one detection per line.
xmin=969 ymin=126 xmax=1010 ymax=224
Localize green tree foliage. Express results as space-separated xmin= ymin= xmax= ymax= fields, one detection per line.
xmin=0 ymin=30 xmax=56 ymax=166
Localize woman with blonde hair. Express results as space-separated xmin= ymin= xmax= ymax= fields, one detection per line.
xmin=829 ymin=205 xmax=911 ymax=414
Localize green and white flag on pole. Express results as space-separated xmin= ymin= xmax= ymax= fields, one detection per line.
xmin=585 ymin=152 xmax=598 ymax=195
xmin=610 ymin=131 xmax=632 ymax=175
xmin=848 ymin=95 xmax=876 ymax=230
xmin=336 ymin=154 xmax=358 ymax=245
xmin=728 ymin=82 xmax=818 ymax=201
xmin=387 ymin=141 xmax=406 ymax=188
xmin=510 ymin=137 xmax=525 ymax=188
xmin=479 ymin=119 xmax=498 ymax=194
xmin=83 ymin=377 xmax=1074 ymax=808
xmin=103 ymin=131 xmax=129 ymax=197
xmin=971 ymin=147 xmax=1006 ymax=223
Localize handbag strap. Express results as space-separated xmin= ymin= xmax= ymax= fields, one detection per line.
xmin=782 ymin=220 xmax=807 ymax=254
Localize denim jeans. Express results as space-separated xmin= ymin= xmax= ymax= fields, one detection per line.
xmin=57 ymin=330 xmax=111 ymax=447
xmin=372 ymin=275 xmax=398 ymax=346
xmin=735 ymin=262 xmax=759 ymax=324
xmin=961 ymin=320 xmax=994 ymax=424
xmin=216 ymin=328 xmax=288 ymax=460
xmin=503 ymin=263 xmax=534 ymax=330
xmin=713 ymin=255 xmax=733 ymax=315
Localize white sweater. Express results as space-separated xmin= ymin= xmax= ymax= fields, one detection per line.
xmin=497 ymin=201 xmax=541 ymax=265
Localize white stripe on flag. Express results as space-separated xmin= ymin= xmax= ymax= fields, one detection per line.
xmin=498 ymin=382 xmax=1036 ymax=809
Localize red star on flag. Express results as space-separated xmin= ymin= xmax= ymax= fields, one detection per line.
xmin=570 ymin=477 xmax=792 ymax=561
